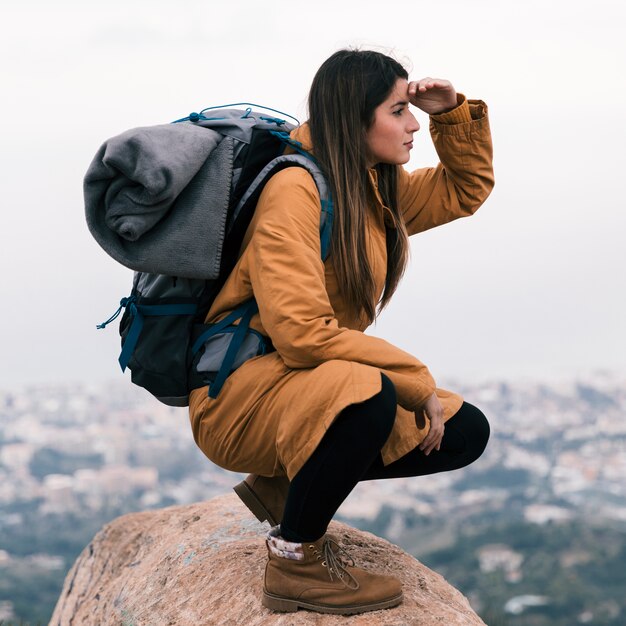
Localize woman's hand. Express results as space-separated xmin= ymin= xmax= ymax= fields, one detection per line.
xmin=408 ymin=78 xmax=458 ymax=115
xmin=418 ymin=392 xmax=445 ymax=456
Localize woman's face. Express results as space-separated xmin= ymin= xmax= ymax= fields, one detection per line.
xmin=365 ymin=78 xmax=420 ymax=168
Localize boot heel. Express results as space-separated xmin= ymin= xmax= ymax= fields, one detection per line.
xmin=233 ymin=480 xmax=269 ymax=524
xmin=262 ymin=591 xmax=299 ymax=612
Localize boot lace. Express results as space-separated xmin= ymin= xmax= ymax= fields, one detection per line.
xmin=311 ymin=538 xmax=359 ymax=590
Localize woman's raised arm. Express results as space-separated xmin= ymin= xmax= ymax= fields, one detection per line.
xmin=398 ymin=94 xmax=495 ymax=235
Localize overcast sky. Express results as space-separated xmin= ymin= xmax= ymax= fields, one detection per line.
xmin=1 ymin=0 xmax=624 ymax=390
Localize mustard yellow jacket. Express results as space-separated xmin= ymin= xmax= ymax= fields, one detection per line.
xmin=189 ymin=94 xmax=495 ymax=480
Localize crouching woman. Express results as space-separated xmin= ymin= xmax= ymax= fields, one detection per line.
xmin=189 ymin=48 xmax=495 ymax=615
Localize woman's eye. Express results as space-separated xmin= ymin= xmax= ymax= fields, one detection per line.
xmin=392 ymin=109 xmax=404 ymax=116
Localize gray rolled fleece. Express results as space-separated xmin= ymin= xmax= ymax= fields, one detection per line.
xmin=84 ymin=122 xmax=232 ymax=280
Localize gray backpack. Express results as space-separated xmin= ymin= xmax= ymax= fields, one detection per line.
xmin=86 ymin=104 xmax=333 ymax=406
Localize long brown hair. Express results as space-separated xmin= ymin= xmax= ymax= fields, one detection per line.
xmin=308 ymin=49 xmax=411 ymax=324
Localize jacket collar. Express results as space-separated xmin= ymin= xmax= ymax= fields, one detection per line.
xmin=290 ymin=123 xmax=314 ymax=153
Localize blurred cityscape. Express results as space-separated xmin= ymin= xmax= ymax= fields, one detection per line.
xmin=0 ymin=371 xmax=625 ymax=625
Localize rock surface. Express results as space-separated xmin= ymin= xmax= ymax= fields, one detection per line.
xmin=50 ymin=493 xmax=485 ymax=625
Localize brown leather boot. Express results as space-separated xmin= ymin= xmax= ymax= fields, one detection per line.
xmin=233 ymin=474 xmax=290 ymax=526
xmin=262 ymin=527 xmax=403 ymax=615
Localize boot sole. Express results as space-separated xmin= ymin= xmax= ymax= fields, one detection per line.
xmin=233 ymin=480 xmax=279 ymax=526
xmin=262 ymin=590 xmax=403 ymax=615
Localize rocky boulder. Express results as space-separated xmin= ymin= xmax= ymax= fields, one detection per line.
xmin=50 ymin=493 xmax=484 ymax=625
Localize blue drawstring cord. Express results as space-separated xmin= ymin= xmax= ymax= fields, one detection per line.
xmin=172 ymin=113 xmax=227 ymax=123
xmin=97 ymin=296 xmax=136 ymax=329
xmin=198 ymin=103 xmax=299 ymax=125
xmin=172 ymin=103 xmax=299 ymax=126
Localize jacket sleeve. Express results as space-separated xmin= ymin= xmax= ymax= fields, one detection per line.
xmin=247 ymin=167 xmax=436 ymax=411
xmin=399 ymin=93 xmax=495 ymax=236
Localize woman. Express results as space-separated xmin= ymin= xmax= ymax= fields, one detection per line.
xmin=189 ymin=49 xmax=495 ymax=615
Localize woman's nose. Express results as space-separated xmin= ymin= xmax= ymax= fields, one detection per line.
xmin=408 ymin=113 xmax=420 ymax=132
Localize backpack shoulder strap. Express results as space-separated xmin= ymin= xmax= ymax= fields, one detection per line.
xmin=233 ymin=152 xmax=334 ymax=260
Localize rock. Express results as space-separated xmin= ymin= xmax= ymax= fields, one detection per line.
xmin=50 ymin=493 xmax=485 ymax=625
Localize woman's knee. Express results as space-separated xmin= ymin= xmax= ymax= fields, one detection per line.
xmin=454 ymin=401 xmax=490 ymax=461
xmin=333 ymin=372 xmax=397 ymax=445
xmin=370 ymin=372 xmax=397 ymax=436
xmin=378 ymin=372 xmax=397 ymax=411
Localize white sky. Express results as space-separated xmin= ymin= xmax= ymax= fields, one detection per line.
xmin=1 ymin=0 xmax=625 ymax=388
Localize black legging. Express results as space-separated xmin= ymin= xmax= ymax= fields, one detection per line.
xmin=280 ymin=373 xmax=490 ymax=543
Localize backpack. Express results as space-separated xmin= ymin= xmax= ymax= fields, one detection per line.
xmin=86 ymin=104 xmax=333 ymax=407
